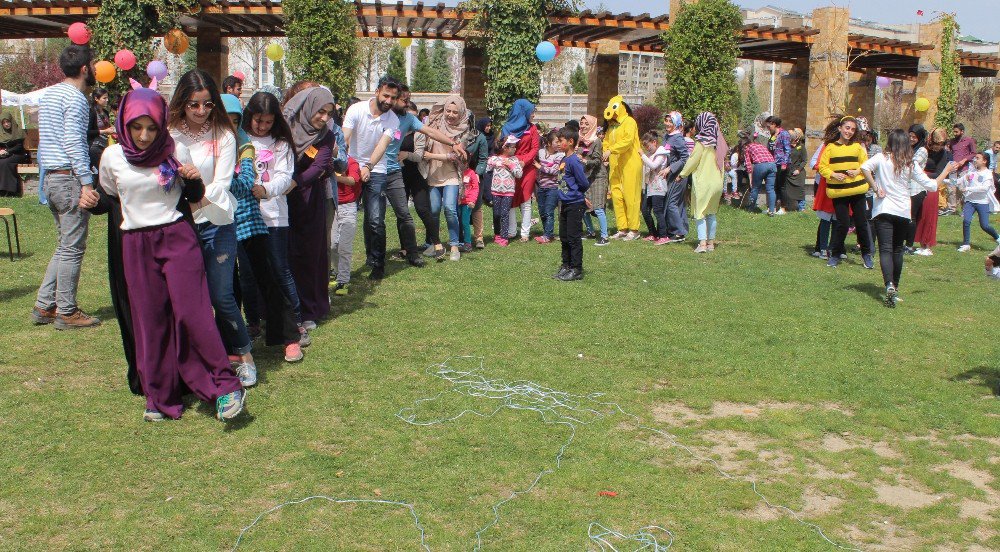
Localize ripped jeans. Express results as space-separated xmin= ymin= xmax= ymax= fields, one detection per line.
xmin=197 ymin=222 xmax=251 ymax=355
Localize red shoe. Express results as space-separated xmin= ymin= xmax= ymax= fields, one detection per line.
xmin=534 ymin=236 xmax=550 ymax=244
xmin=496 ymin=237 xmax=509 ymax=247
xmin=644 ymin=235 xmax=656 ymax=242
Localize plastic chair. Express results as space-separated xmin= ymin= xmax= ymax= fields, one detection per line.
xmin=0 ymin=207 xmax=21 ymax=261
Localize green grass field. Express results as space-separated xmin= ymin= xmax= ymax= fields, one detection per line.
xmin=1 ymin=194 xmax=998 ymax=551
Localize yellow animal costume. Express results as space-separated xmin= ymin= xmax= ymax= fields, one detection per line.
xmin=602 ymin=96 xmax=643 ymax=233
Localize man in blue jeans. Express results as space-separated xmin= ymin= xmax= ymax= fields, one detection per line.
xmin=32 ymin=45 xmax=101 ymax=330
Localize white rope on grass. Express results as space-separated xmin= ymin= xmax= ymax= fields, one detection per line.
xmin=587 ymin=522 xmax=674 ymax=552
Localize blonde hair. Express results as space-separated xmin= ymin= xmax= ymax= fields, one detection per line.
xmin=789 ymin=128 xmax=804 ymax=144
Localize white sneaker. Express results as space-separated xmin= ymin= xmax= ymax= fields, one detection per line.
xmin=624 ymin=231 xmax=641 ymax=241
xmin=302 ymin=320 xmax=317 ymax=331
xmin=449 ymin=249 xmax=460 ymax=261
xmin=776 ymin=208 xmax=786 ymax=215
xmin=957 ymin=244 xmax=971 ymax=252
xmin=236 ymin=362 xmax=258 ymax=387
xmin=915 ymin=248 xmax=934 ymax=256
xmin=611 ymin=231 xmax=627 ymax=240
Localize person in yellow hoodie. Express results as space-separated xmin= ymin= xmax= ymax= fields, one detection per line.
xmin=602 ymin=96 xmax=643 ymax=240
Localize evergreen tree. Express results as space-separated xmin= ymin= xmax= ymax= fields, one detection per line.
xmin=430 ymin=40 xmax=454 ymax=92
xmin=569 ymin=65 xmax=588 ymax=94
xmin=284 ymin=0 xmax=358 ymax=99
xmin=740 ymin=66 xmax=761 ymax=131
xmin=412 ymin=40 xmax=435 ymax=92
xmin=386 ymin=43 xmax=407 ymax=85
xmin=273 ymin=61 xmax=286 ymax=90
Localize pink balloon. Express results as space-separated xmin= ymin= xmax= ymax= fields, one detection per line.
xmin=67 ymin=22 xmax=90 ymax=45
xmin=233 ymin=71 xmax=246 ymax=82
xmin=114 ymin=49 xmax=137 ymax=71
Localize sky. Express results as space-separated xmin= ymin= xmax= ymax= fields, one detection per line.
xmin=578 ymin=0 xmax=1000 ymax=43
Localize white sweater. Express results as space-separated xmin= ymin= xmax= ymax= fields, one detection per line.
xmin=249 ymin=135 xmax=295 ymax=227
xmin=98 ymin=144 xmax=192 ymax=231
xmin=861 ymin=153 xmax=937 ymax=219
xmin=959 ymin=169 xmax=996 ymax=205
xmin=169 ymin=127 xmax=236 ymax=225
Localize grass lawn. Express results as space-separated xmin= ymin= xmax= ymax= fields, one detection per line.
xmin=1 ymin=193 xmax=998 ymax=551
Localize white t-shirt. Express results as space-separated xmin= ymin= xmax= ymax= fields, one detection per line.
xmin=99 ymin=143 xmax=192 ymax=231
xmin=342 ymin=99 xmax=399 ymax=174
xmin=169 ymin=127 xmax=237 ymax=225
xmin=861 ymin=152 xmax=937 ymax=219
xmin=959 ymin=169 xmax=995 ymax=205
xmin=249 ymin=135 xmax=295 ymax=227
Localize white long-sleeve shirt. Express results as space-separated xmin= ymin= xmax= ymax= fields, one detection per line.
xmin=170 ymin=127 xmax=236 ymax=225
xmin=641 ymin=146 xmax=670 ymax=196
xmin=861 ymin=153 xmax=937 ymax=219
xmin=958 ymin=169 xmax=995 ymax=205
xmin=99 ymin=143 xmax=193 ymax=230
xmin=249 ymin=135 xmax=295 ymax=227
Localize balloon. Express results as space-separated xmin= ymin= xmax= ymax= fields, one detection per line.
xmin=114 ymin=49 xmax=137 ymax=71
xmin=164 ymin=29 xmax=189 ymax=55
xmin=554 ymin=44 xmax=561 ymax=57
xmin=876 ymin=76 xmax=891 ymax=89
xmin=399 ymin=38 xmax=413 ymax=48
xmin=265 ymin=42 xmax=284 ymax=62
xmin=535 ymin=41 xmax=556 ymax=62
xmin=67 ymin=22 xmax=90 ymax=45
xmin=733 ymin=66 xmax=746 ymax=80
xmin=233 ymin=70 xmax=246 ymax=81
xmin=914 ymin=97 xmax=931 ymax=112
xmin=147 ymin=60 xmax=168 ymax=80
xmin=94 ymin=61 xmax=116 ymax=84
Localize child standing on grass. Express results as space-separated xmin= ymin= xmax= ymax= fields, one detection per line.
xmin=459 ymin=166 xmax=480 ymax=251
xmin=329 ymin=157 xmax=362 ymax=296
xmin=488 ymin=136 xmax=522 ymax=246
xmin=956 ymin=151 xmax=1000 ymax=253
xmin=639 ymin=130 xmax=670 ymax=244
xmin=578 ymin=115 xmax=610 ymax=245
xmin=554 ymin=127 xmax=590 ymax=281
xmin=534 ymin=130 xmax=564 ymax=244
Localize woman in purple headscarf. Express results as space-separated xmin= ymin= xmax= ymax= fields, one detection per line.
xmin=93 ymin=85 xmax=246 ymax=423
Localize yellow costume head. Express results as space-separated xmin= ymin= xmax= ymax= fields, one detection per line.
xmin=604 ymin=95 xmax=628 ymax=123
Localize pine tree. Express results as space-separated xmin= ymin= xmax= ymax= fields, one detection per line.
xmin=412 ymin=40 xmax=435 ymax=92
xmin=740 ymin=66 xmax=761 ymax=131
xmin=386 ymin=43 xmax=407 ymax=85
xmin=273 ymin=61 xmax=286 ymax=90
xmin=569 ymin=65 xmax=588 ymax=94
xmin=430 ymin=40 xmax=454 ymax=92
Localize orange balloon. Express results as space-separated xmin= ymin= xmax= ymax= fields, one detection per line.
xmin=94 ymin=60 xmax=116 ymax=83
xmin=164 ymin=29 xmax=190 ymax=55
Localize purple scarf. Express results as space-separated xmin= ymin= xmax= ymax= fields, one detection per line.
xmin=116 ymin=88 xmax=180 ymax=190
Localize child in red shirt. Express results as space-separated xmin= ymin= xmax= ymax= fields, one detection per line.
xmin=458 ymin=168 xmax=480 ymax=252
xmin=330 ymin=157 xmax=362 ymax=296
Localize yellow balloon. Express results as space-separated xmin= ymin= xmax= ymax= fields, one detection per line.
xmin=914 ymin=97 xmax=931 ymax=112
xmin=265 ymin=43 xmax=284 ymax=62
xmin=399 ymin=38 xmax=413 ymax=48
xmin=94 ymin=60 xmax=116 ymax=84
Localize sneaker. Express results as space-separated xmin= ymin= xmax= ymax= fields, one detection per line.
xmin=553 ymin=265 xmax=570 ymax=279
xmin=423 ymin=246 xmax=445 ymax=259
xmin=407 ymin=256 xmax=426 ymax=267
xmin=302 ymin=320 xmax=317 ymax=331
xmin=216 ymin=389 xmax=246 ymax=421
xmin=776 ymin=208 xmax=786 ymax=215
xmin=368 ymin=267 xmax=385 ymax=280
xmin=884 ymin=285 xmax=898 ymax=308
xmin=459 ymin=243 xmax=473 ymax=253
xmin=611 ymin=231 xmax=628 ymax=240
xmin=519 ymin=236 xmax=529 ymax=243
xmin=671 ymin=235 xmax=686 ymax=243
xmin=236 ymin=362 xmax=258 ymax=388
xmin=475 ymin=239 xmax=485 ymax=249
xmin=557 ymin=268 xmax=584 ymax=281
xmin=298 ymin=326 xmax=312 ymax=347
xmin=694 ymin=244 xmax=708 ymax=253
xmin=623 ymin=231 xmax=640 ymax=241
xmin=915 ymin=248 xmax=934 ymax=256
xmin=534 ymin=236 xmax=551 ymax=244
xmin=827 ymin=256 xmax=840 ymax=268
xmin=143 ymin=409 xmax=166 ymax=422
xmin=767 ymin=211 xmax=776 ymax=217
xmin=957 ymin=244 xmax=971 ymax=252
xmin=495 ymin=237 xmax=509 ymax=247
xmin=53 ymin=309 xmax=101 ymax=330
xmin=810 ymin=250 xmax=825 ymax=258
xmin=863 ymin=254 xmax=874 ymax=269
xmin=31 ymin=306 xmax=56 ymax=325
xmin=903 ymin=246 xmax=915 ymax=255
xmin=391 ymin=250 xmax=407 ymax=261
xmin=585 ymin=232 xmax=597 ymax=239
xmin=594 ymin=237 xmax=610 ymax=246
xmin=839 ymin=253 xmax=848 ymax=260
xmin=654 ymin=237 xmax=671 ymax=245
xmin=284 ymin=342 xmax=304 ymax=362
xmin=333 ymin=283 xmax=349 ymax=296
xmin=644 ymin=235 xmax=657 ymax=242
xmin=449 ymin=249 xmax=461 ymax=261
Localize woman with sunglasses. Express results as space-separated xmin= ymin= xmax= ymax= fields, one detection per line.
xmin=168 ymin=70 xmax=257 ymax=386
xmin=912 ymin=128 xmax=952 ymax=256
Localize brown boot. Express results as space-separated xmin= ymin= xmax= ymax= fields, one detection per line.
xmin=54 ymin=309 xmax=102 ymax=330
xmin=31 ymin=306 xmax=56 ymax=325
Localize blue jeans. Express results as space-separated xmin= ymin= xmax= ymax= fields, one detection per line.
xmin=748 ymin=162 xmax=777 ymax=213
xmin=536 ymin=187 xmax=559 ymax=238
xmin=584 ymin=209 xmax=608 ymax=239
xmin=428 ymin=184 xmax=460 ymax=246
xmin=362 ymin=172 xmax=389 ymax=268
xmin=962 ymin=202 xmax=999 ymax=244
xmin=266 ymin=226 xmax=301 ymax=324
xmin=197 ymin=222 xmax=251 ymax=355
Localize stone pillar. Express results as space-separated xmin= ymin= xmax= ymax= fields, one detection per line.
xmin=847 ymin=68 xmax=877 ymax=120
xmin=587 ymin=40 xmax=620 ymax=118
xmin=778 ymin=58 xmax=809 ymax=130
xmin=991 ymin=79 xmax=1000 ymax=144
xmin=196 ymin=26 xmax=228 ymax=87
xmin=804 ymin=7 xmax=850 ymax=156
xmin=911 ymin=22 xmax=944 ymax=128
xmin=461 ymin=46 xmax=487 ymax=118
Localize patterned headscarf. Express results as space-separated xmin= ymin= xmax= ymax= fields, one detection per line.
xmin=666 ymin=111 xmax=683 ymax=134
xmin=694 ymin=112 xmax=728 ymax=172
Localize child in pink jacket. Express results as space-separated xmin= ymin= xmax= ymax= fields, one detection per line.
xmin=459 ymin=167 xmax=480 ymax=251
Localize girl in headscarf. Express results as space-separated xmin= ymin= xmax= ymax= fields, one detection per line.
xmin=578 ymin=114 xmax=610 ymax=244
xmin=96 ymin=85 xmax=245 ymax=422
xmin=661 ymin=110 xmax=690 ymax=242
xmin=500 ymin=99 xmax=540 ymax=241
xmin=283 ymin=86 xmax=336 ymax=325
xmin=678 ymin=112 xmax=727 ymax=253
xmin=0 ymin=112 xmax=29 ymax=196
xmin=412 ymin=95 xmax=471 ymax=260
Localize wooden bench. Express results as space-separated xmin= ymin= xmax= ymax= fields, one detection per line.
xmin=16 ymin=128 xmax=38 ymax=176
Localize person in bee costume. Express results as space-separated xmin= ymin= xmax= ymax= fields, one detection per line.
xmin=602 ymin=96 xmax=643 ymax=239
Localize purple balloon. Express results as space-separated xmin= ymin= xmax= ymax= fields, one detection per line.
xmin=876 ymin=76 xmax=891 ymax=89
xmin=147 ymin=60 xmax=168 ymax=80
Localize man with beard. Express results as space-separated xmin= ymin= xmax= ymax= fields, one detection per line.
xmin=944 ymin=123 xmax=979 ymax=215
xmin=31 ymin=45 xmax=102 ymax=329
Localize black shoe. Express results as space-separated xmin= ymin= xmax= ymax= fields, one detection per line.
xmin=558 ymin=268 xmax=583 ymax=281
xmin=424 ymin=246 xmax=445 ymax=259
xmin=407 ymin=256 xmax=426 ymax=267
xmin=368 ymin=267 xmax=385 ymax=280
xmin=553 ymin=265 xmax=570 ymax=279
xmin=458 ymin=244 xmax=473 ymax=253
xmin=594 ymin=237 xmax=609 ymax=246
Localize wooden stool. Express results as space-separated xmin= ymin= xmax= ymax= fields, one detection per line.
xmin=0 ymin=207 xmax=22 ymax=261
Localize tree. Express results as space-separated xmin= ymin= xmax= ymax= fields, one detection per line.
xmin=740 ymin=66 xmax=761 ymax=131
xmin=412 ymin=40 xmax=436 ymax=92
xmin=356 ymin=38 xmax=394 ymax=91
xmin=273 ymin=61 xmax=286 ymax=90
xmin=658 ymin=0 xmax=742 ymax=136
xmin=569 ymin=65 xmax=588 ymax=94
xmin=386 ymin=43 xmax=407 ymax=84
xmin=430 ymin=40 xmax=454 ymax=92
xmin=935 ymin=14 xmax=960 ymax=128
xmin=90 ymin=0 xmax=187 ymax=94
xmin=284 ymin=0 xmax=358 ymax=100
xmin=539 ymin=47 xmax=576 ymax=94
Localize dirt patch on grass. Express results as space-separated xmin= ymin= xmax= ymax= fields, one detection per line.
xmin=875 ymin=481 xmax=941 ymax=509
xmin=937 ymin=461 xmax=996 ymax=494
xmin=820 ymin=434 xmax=902 ymax=459
xmin=845 ymin=522 xmax=921 ymax=551
xmin=651 ymin=401 xmax=853 ymax=426
xmin=801 ymin=488 xmax=844 ymax=516
xmin=735 ymin=500 xmax=782 ymax=521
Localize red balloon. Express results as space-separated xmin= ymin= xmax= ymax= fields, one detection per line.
xmin=114 ymin=49 xmax=137 ymax=71
xmin=67 ymin=22 xmax=90 ymax=45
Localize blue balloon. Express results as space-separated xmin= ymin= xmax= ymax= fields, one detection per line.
xmin=535 ymin=41 xmax=556 ymax=62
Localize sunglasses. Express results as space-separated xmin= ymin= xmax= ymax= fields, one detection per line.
xmin=185 ymin=101 xmax=215 ymax=111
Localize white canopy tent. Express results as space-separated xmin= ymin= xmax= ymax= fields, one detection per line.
xmin=1 ymin=86 xmax=53 ymax=128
